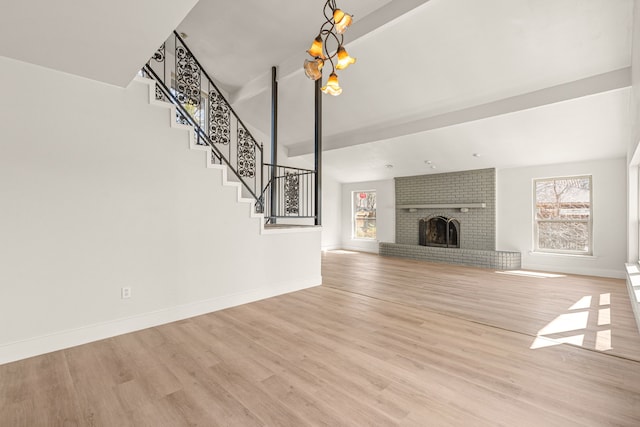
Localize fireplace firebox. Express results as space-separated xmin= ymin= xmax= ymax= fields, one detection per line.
xmin=419 ymin=216 xmax=460 ymax=248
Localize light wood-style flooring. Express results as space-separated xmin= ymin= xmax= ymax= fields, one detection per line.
xmin=1 ymin=251 xmax=640 ymax=426
xmin=323 ymin=251 xmax=640 ymax=362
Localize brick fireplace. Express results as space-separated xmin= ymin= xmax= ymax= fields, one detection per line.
xmin=380 ymin=168 xmax=520 ymax=269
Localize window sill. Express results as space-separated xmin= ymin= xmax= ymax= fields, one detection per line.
xmin=528 ymin=251 xmax=596 ymax=259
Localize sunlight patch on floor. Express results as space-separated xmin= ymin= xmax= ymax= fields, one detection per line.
xmin=325 ymin=250 xmax=358 ymax=255
xmin=569 ymin=296 xmax=592 ymax=310
xmin=496 ymin=270 xmax=565 ymax=278
xmin=598 ymin=308 xmax=611 ymax=326
xmin=530 ymin=334 xmax=584 ymax=349
xmin=595 ymin=330 xmax=612 ymax=351
xmin=531 ymin=293 xmax=612 ymax=352
xmin=538 ymin=312 xmax=588 ymax=335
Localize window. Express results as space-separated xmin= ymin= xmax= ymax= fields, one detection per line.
xmin=353 ymin=191 xmax=376 ymax=239
xmin=534 ymin=175 xmax=592 ymax=255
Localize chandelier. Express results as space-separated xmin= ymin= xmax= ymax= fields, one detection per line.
xmin=303 ymin=0 xmax=356 ymax=96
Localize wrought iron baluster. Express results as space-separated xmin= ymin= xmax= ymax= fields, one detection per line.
xmin=150 ymin=43 xmax=166 ymax=101
xmin=237 ymin=126 xmax=256 ymax=178
xmin=141 ymin=32 xmax=316 ymax=216
xmin=284 ymin=170 xmax=300 ymax=215
xmin=175 ymin=45 xmax=201 ymax=108
xmin=209 ymin=89 xmax=230 ymax=146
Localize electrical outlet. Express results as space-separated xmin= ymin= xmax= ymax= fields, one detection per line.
xmin=121 ymin=287 xmax=131 ymax=299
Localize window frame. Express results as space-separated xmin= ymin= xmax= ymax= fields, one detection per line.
xmin=533 ymin=175 xmax=593 ymax=256
xmin=352 ymin=190 xmax=377 ymax=240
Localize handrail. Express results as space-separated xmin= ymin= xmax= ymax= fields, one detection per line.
xmin=143 ymin=64 xmax=261 ymax=201
xmin=261 ymin=164 xmax=316 ymax=221
xmin=263 ymin=163 xmax=315 ymax=173
xmin=142 ymin=32 xmax=264 ymax=205
xmin=142 ymin=32 xmax=317 ymax=220
xmin=170 ymin=31 xmax=262 ymax=153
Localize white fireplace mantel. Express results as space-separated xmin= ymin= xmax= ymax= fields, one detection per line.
xmin=397 ymin=203 xmax=486 ymax=212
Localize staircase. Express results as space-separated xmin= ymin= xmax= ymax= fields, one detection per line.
xmin=0 ymin=40 xmax=323 ymax=365
xmin=141 ymin=31 xmax=316 ymax=224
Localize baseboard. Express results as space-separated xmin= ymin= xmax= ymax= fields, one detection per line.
xmin=341 ymin=244 xmax=379 ymax=254
xmin=321 ymin=244 xmax=342 ymax=251
xmin=0 ymin=277 xmax=321 ymax=365
xmin=522 ymin=263 xmax=625 ymax=279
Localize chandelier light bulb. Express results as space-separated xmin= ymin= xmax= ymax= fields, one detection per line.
xmin=333 ymin=9 xmax=353 ymax=34
xmin=335 ymin=46 xmax=356 ymax=70
xmin=307 ymin=35 xmax=325 ymax=58
xmin=304 ymin=58 xmax=324 ymax=80
xmin=321 ymin=72 xmax=343 ymax=96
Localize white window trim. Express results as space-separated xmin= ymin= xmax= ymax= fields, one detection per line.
xmin=352 ymin=190 xmax=377 ymax=240
xmin=532 ymin=175 xmax=593 ymax=256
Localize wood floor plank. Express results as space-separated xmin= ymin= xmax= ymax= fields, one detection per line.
xmin=260 ymin=374 xmax=350 ymax=427
xmin=322 ymin=251 xmax=640 ymax=361
xmin=206 ymin=361 xmax=310 ymax=427
xmin=1 ymin=251 xmax=640 ymax=425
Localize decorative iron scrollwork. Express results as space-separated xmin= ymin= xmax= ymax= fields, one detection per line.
xmin=237 ymin=128 xmax=255 ymax=178
xmin=255 ymin=197 xmax=265 ymax=214
xmin=176 ymin=46 xmax=201 ymax=107
xmin=209 ymin=91 xmax=230 ymax=145
xmin=176 ymin=111 xmax=189 ymax=125
xmin=139 ymin=32 xmax=275 ymax=216
xmin=152 ymin=43 xmax=165 ymax=63
xmin=155 ymin=85 xmax=166 ymax=101
xmin=285 ymin=171 xmax=300 ymax=214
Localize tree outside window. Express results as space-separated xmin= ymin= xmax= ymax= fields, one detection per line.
xmin=353 ymin=191 xmax=376 ymax=239
xmin=534 ymin=176 xmax=592 ymax=255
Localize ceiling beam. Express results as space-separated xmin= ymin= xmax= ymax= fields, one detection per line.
xmin=228 ymin=0 xmax=431 ymax=105
xmin=287 ymin=67 xmax=632 ymax=157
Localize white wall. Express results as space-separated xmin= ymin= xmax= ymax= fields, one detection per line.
xmin=0 ymin=56 xmax=321 ymax=364
xmin=0 ymin=0 xmax=199 ymax=87
xmin=341 ymin=180 xmax=395 ymax=253
xmin=239 ymin=72 xmax=343 ymax=250
xmin=631 ymin=0 xmax=640 ymax=159
xmin=320 ymin=173 xmax=342 ymax=250
xmin=628 ymin=164 xmax=639 ymax=263
xmin=498 ymin=158 xmax=626 ymax=278
xmin=273 ymin=144 xmax=342 ymax=250
xmin=627 ymin=0 xmax=640 ymax=262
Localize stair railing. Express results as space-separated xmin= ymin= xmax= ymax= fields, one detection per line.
xmin=261 ymin=164 xmax=316 ymax=223
xmin=142 ymin=31 xmax=318 ymax=222
xmin=142 ymin=31 xmax=264 ymax=212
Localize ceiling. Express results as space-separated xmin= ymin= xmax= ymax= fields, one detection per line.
xmin=3 ymin=0 xmax=629 ymax=183
xmin=177 ymin=0 xmax=634 ymax=182
xmin=317 ymin=87 xmax=631 ymax=182
xmin=0 ymin=0 xmax=198 ymax=87
xmin=177 ymin=0 xmax=395 ymax=93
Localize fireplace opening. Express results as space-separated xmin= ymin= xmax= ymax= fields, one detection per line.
xmin=419 ymin=216 xmax=460 ymax=248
